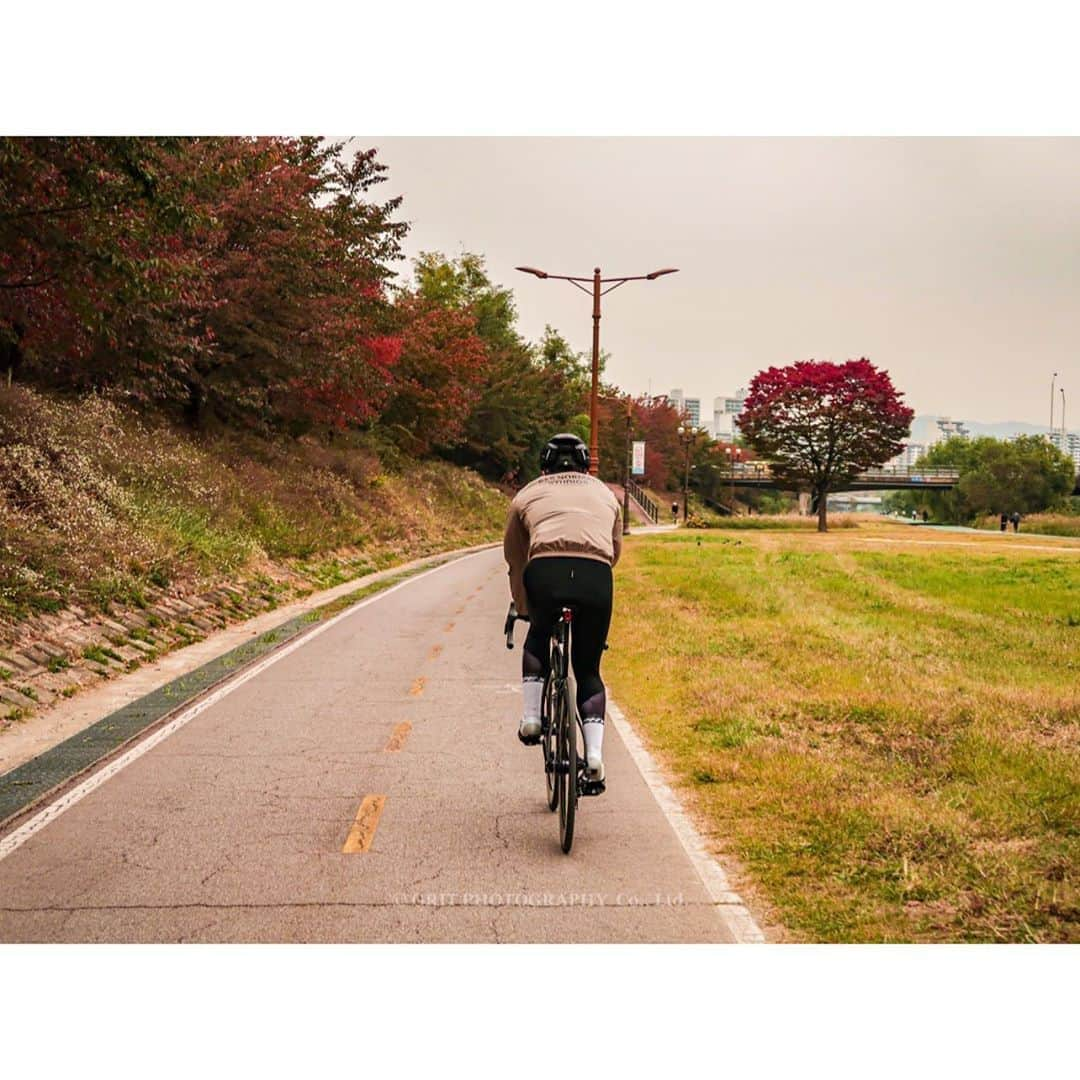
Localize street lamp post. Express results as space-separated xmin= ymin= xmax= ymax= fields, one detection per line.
xmin=1051 ymin=372 xmax=1058 ymax=431
xmin=726 ymin=445 xmax=742 ymax=508
xmin=622 ymin=395 xmax=632 ymax=536
xmin=677 ymin=423 xmax=697 ymax=524
xmin=516 ymin=264 xmax=678 ymax=476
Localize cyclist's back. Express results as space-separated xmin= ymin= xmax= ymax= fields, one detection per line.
xmin=503 ymin=434 xmax=622 ymax=784
xmin=504 ymin=469 xmax=622 ymax=611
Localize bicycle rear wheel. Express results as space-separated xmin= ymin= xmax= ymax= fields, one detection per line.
xmin=557 ymin=679 xmax=577 ymax=854
xmin=542 ymin=674 xmax=558 ymax=812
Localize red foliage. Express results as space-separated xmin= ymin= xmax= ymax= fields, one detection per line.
xmin=739 ymin=357 xmax=914 ymax=527
xmin=380 ymin=295 xmax=490 ymax=453
xmin=292 ymin=334 xmax=404 ymax=429
xmin=594 ymin=391 xmax=686 ymax=489
xmin=0 ymin=137 xmax=406 ymax=428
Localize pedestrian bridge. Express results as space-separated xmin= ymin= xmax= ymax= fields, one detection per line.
xmin=711 ymin=464 xmax=960 ymax=492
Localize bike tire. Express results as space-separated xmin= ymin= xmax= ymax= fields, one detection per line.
xmin=557 ymin=679 xmax=577 ymax=854
xmin=542 ymin=674 xmax=558 ymax=812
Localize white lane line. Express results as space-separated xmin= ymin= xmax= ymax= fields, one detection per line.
xmin=0 ymin=550 xmax=492 ymax=863
xmin=607 ymin=698 xmax=766 ymax=944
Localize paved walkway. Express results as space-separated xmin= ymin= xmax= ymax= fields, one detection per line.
xmin=0 ymin=548 xmax=748 ymax=943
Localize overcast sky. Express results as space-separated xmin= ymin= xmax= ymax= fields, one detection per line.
xmin=359 ymin=138 xmax=1079 ymax=428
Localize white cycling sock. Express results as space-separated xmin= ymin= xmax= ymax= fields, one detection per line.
xmin=583 ymin=717 xmax=604 ymax=763
xmin=522 ymin=677 xmax=543 ymax=721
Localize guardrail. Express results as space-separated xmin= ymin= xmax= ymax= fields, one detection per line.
xmin=711 ymin=464 xmax=960 ymax=484
xmin=626 ymin=478 xmax=660 ymax=523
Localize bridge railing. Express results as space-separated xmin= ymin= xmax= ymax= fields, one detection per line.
xmin=626 ymin=478 xmax=660 ymax=523
xmin=711 ymin=463 xmax=960 ymax=483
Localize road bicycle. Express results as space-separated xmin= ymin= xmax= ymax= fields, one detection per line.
xmin=504 ymin=602 xmax=604 ymax=853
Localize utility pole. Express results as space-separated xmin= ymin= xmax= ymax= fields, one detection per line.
xmin=622 ymin=395 xmax=632 ymax=536
xmin=677 ymin=424 xmax=696 ymax=523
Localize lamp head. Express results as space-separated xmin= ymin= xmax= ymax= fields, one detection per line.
xmin=646 ymin=267 xmax=679 ymax=280
xmin=515 ymin=266 xmax=548 ymax=279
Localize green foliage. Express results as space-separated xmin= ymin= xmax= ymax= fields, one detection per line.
xmin=406 ymin=254 xmax=590 ymax=482
xmin=538 ymin=326 xmax=592 ymax=403
xmin=411 ymin=251 xmax=521 ymax=353
xmin=891 ymin=436 xmax=1076 ymax=523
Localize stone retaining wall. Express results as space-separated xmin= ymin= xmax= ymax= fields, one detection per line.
xmin=0 ymin=564 xmax=318 ymax=724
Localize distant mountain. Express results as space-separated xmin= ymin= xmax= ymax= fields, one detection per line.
xmin=908 ymin=415 xmax=1054 ymax=444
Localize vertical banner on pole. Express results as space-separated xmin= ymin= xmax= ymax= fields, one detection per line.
xmin=632 ymin=441 xmax=646 ymax=476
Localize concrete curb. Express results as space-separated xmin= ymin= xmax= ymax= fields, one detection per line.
xmin=607 ymin=697 xmax=766 ymax=943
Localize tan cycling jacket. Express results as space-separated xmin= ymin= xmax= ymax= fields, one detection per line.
xmin=503 ymin=472 xmax=622 ymax=616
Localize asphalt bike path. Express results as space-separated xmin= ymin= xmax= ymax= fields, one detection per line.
xmin=0 ymin=547 xmax=739 ymax=942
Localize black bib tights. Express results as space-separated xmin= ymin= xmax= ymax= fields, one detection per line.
xmin=522 ymin=556 xmax=613 ymax=720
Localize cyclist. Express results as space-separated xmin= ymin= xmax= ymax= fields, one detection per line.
xmin=503 ymin=434 xmax=622 ymax=785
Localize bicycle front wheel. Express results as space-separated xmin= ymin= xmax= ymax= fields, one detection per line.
xmin=557 ymin=680 xmax=577 ymax=854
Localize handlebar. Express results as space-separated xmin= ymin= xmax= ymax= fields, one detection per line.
xmin=504 ymin=602 xmax=529 ymax=649
xmin=502 ymin=601 xmax=608 ymax=652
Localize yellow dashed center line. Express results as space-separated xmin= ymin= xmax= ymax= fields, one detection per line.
xmin=342 ymin=795 xmax=386 ymax=854
xmin=409 ymin=676 xmax=426 ymax=696
xmin=385 ymin=721 xmax=412 ymax=752
xmin=443 ymin=621 xmax=455 ymax=632
xmin=429 ymin=644 xmax=443 ymax=660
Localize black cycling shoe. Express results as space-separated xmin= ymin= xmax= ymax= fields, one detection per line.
xmin=580 ymin=776 xmax=606 ymax=797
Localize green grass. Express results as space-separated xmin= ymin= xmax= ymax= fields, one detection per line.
xmin=82 ymin=644 xmax=122 ymax=665
xmin=606 ymin=526 xmax=1080 ymax=942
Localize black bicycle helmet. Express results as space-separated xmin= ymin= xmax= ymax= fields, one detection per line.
xmin=540 ymin=433 xmax=590 ymax=474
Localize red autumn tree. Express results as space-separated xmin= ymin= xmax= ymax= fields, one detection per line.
xmin=738 ymin=358 xmax=913 ymax=531
xmin=378 ymin=293 xmax=488 ymax=453
xmin=593 ymin=390 xmax=686 ymax=490
xmin=1 ymin=137 xmax=406 ymax=430
xmin=0 ymin=137 xmax=216 ymax=393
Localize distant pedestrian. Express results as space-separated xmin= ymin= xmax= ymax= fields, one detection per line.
xmin=671 ymin=501 xmax=679 ymax=524
xmin=921 ymin=510 xmax=929 ymax=523
xmin=1000 ymin=512 xmax=1008 ymax=532
xmin=1011 ymin=511 xmax=1021 ymax=533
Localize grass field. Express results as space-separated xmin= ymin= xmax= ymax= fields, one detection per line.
xmin=606 ymin=523 xmax=1080 ymax=942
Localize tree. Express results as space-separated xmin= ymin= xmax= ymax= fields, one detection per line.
xmin=592 ymin=391 xmax=686 ymax=488
xmin=379 ymin=293 xmax=487 ymax=454
xmin=0 ymin=137 xmax=217 ymax=393
xmin=1 ymin=137 xmax=407 ymax=430
xmin=739 ymin=358 xmax=913 ymax=531
xmin=887 ymin=436 xmax=1075 ymax=522
xmin=198 ymin=138 xmax=406 ymax=430
xmin=405 ymin=252 xmax=589 ymax=482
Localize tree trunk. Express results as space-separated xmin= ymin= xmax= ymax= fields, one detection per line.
xmin=184 ymin=379 xmax=206 ymax=429
xmin=1 ymin=321 xmax=26 ymax=386
xmin=817 ymin=488 xmax=829 ymax=532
